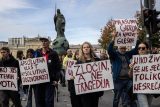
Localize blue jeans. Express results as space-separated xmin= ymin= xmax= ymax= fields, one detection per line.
xmin=113 ymin=79 xmax=136 ymax=107
xmin=137 ymin=94 xmax=153 ymax=107
xmin=34 ymin=83 xmax=55 ymax=107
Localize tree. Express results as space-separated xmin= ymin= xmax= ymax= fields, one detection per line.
xmin=98 ymin=19 xmax=115 ymax=49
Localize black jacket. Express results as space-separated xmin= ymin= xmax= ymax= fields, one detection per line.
xmin=35 ymin=48 xmax=61 ymax=82
xmin=0 ymin=55 xmax=21 ymax=87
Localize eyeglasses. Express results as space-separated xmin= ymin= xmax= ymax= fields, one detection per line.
xmin=138 ymin=47 xmax=146 ymax=50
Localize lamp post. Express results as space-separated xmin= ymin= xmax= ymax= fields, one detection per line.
xmin=143 ymin=0 xmax=155 ymax=53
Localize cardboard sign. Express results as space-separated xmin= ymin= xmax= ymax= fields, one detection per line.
xmin=73 ymin=60 xmax=114 ymax=95
xmin=0 ymin=67 xmax=18 ymax=91
xmin=65 ymin=59 xmax=76 ymax=80
xmin=133 ymin=54 xmax=160 ymax=93
xmin=19 ymin=57 xmax=50 ymax=85
xmin=113 ymin=19 xmax=138 ymax=46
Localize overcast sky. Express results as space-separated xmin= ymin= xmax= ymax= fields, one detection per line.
xmin=0 ymin=0 xmax=160 ymax=45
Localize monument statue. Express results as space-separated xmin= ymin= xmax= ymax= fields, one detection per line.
xmin=54 ymin=9 xmax=65 ymax=37
xmin=52 ymin=9 xmax=69 ymax=55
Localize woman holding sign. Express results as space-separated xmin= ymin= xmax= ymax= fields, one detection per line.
xmin=67 ymin=49 xmax=83 ymax=107
xmin=25 ymin=49 xmax=35 ymax=107
xmin=129 ymin=42 xmax=153 ymax=107
xmin=76 ymin=41 xmax=103 ymax=107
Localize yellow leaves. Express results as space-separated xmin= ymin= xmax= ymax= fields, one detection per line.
xmin=98 ymin=19 xmax=115 ymax=49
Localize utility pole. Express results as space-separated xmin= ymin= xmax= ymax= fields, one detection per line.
xmin=143 ymin=0 xmax=155 ymax=53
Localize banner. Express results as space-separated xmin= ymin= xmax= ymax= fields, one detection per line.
xmin=73 ymin=60 xmax=114 ymax=95
xmin=19 ymin=57 xmax=50 ymax=85
xmin=133 ymin=54 xmax=160 ymax=93
xmin=0 ymin=67 xmax=18 ymax=91
xmin=113 ymin=19 xmax=138 ymax=46
xmin=65 ymin=59 xmax=76 ymax=80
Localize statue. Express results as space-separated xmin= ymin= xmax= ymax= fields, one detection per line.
xmin=54 ymin=9 xmax=65 ymax=37
xmin=52 ymin=9 xmax=69 ymax=55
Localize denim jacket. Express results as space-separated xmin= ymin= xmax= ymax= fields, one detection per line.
xmin=107 ymin=40 xmax=139 ymax=81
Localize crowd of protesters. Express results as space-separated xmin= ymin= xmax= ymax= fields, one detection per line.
xmin=0 ymin=34 xmax=160 ymax=107
xmin=0 ymin=37 xmax=61 ymax=107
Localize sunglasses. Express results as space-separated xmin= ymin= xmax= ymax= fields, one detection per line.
xmin=138 ymin=47 xmax=146 ymax=50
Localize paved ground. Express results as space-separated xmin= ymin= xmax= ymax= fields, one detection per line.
xmin=19 ymin=84 xmax=160 ymax=107
xmin=52 ymin=84 xmax=160 ymax=107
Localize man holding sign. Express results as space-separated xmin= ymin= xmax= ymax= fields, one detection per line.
xmin=34 ymin=37 xmax=61 ymax=107
xmin=108 ymin=31 xmax=139 ymax=107
xmin=0 ymin=47 xmax=22 ymax=107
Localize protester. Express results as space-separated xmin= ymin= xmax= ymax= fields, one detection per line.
xmin=129 ymin=42 xmax=153 ymax=107
xmin=62 ymin=49 xmax=73 ymax=87
xmin=16 ymin=50 xmax=25 ymax=60
xmin=25 ymin=48 xmax=35 ymax=107
xmin=0 ymin=47 xmax=22 ymax=107
xmin=63 ymin=49 xmax=73 ymax=68
xmin=77 ymin=41 xmax=103 ymax=107
xmin=34 ymin=37 xmax=61 ymax=107
xmin=107 ymin=32 xmax=139 ymax=107
xmin=16 ymin=50 xmax=27 ymax=101
xmin=59 ymin=53 xmax=66 ymax=87
xmin=67 ymin=49 xmax=82 ymax=107
xmin=72 ymin=49 xmax=79 ymax=60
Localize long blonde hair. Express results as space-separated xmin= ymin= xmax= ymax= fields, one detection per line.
xmin=79 ymin=41 xmax=97 ymax=63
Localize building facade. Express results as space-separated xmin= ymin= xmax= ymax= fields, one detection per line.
xmin=0 ymin=36 xmax=103 ymax=58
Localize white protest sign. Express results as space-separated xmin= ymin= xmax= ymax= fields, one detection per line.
xmin=19 ymin=57 xmax=50 ymax=85
xmin=0 ymin=67 xmax=18 ymax=91
xmin=113 ymin=19 xmax=138 ymax=46
xmin=133 ymin=54 xmax=160 ymax=94
xmin=65 ymin=59 xmax=76 ymax=80
xmin=73 ymin=60 xmax=114 ymax=95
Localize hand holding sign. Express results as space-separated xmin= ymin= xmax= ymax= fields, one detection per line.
xmin=52 ymin=81 xmax=58 ymax=86
xmin=70 ymin=76 xmax=75 ymax=80
xmin=129 ymin=62 xmax=135 ymax=69
xmin=128 ymin=62 xmax=136 ymax=78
